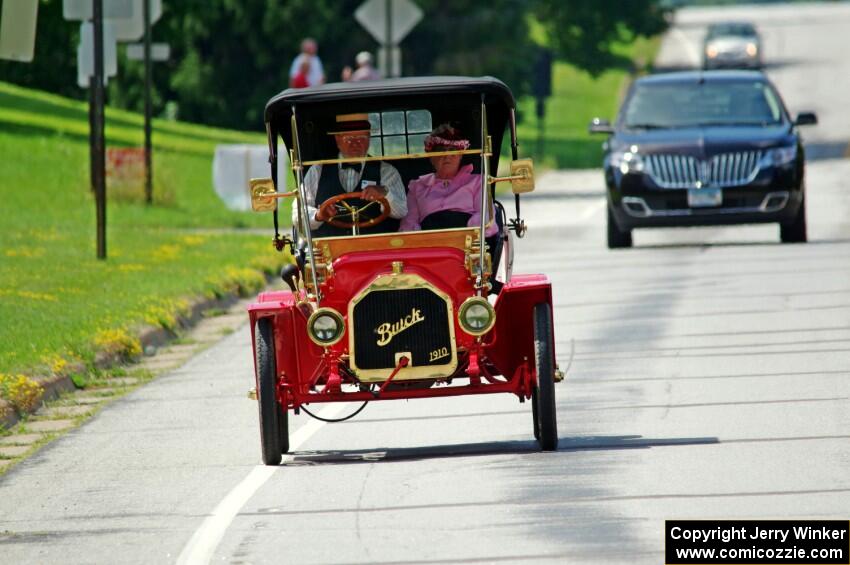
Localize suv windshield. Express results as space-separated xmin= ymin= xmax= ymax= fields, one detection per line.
xmin=623 ymin=81 xmax=783 ymax=129
xmin=707 ymin=23 xmax=756 ymax=38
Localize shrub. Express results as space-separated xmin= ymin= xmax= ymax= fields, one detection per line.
xmin=0 ymin=373 xmax=45 ymax=414
xmin=93 ymin=328 xmax=142 ymax=359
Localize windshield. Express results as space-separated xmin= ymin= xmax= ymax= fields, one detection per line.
xmin=707 ymin=23 xmax=756 ymax=38
xmin=622 ymin=81 xmax=784 ymax=129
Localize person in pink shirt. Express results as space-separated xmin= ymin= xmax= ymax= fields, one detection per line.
xmin=401 ymin=124 xmax=498 ymax=236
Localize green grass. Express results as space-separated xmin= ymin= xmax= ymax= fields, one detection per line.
xmin=0 ymin=81 xmax=288 ymax=375
xmin=514 ymin=35 xmax=661 ymax=169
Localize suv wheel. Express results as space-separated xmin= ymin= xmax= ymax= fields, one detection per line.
xmin=780 ymin=194 xmax=807 ymax=244
xmin=607 ymin=206 xmax=633 ymax=249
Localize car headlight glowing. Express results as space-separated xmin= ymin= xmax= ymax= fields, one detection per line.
xmin=458 ymin=297 xmax=496 ymax=336
xmin=307 ymin=308 xmax=345 ymax=346
xmin=746 ymin=43 xmax=758 ymax=57
xmin=610 ymin=150 xmax=644 ymax=175
xmin=760 ymin=146 xmax=796 ymax=167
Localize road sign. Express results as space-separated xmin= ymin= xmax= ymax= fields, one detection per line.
xmin=0 ymin=0 xmax=38 ymax=62
xmin=355 ymin=0 xmax=422 ymax=78
xmin=111 ymin=0 xmax=162 ymax=42
xmin=355 ymin=0 xmax=422 ymax=44
xmin=377 ymin=46 xmax=401 ymax=78
xmin=127 ymin=42 xmax=169 ymax=61
xmin=77 ymin=21 xmax=117 ymax=87
xmin=63 ymin=0 xmax=133 ymax=20
xmin=64 ymin=0 xmax=161 ymax=41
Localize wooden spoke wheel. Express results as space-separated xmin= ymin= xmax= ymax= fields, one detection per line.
xmin=532 ymin=303 xmax=558 ymax=451
xmin=255 ymin=318 xmax=289 ymax=465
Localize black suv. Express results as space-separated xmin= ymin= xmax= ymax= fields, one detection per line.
xmin=590 ymin=71 xmax=817 ymax=248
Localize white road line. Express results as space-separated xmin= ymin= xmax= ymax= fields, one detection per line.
xmin=176 ymin=403 xmax=346 ymax=565
xmin=578 ymin=199 xmax=606 ymax=221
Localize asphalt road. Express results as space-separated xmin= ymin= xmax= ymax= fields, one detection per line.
xmin=2 ymin=3 xmax=850 ymax=564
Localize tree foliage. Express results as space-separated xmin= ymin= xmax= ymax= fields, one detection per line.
xmin=533 ymin=0 xmax=669 ymax=75
xmin=147 ymin=0 xmax=535 ymax=129
xmin=0 ymin=0 xmax=666 ymax=130
xmin=403 ymin=0 xmax=535 ymax=99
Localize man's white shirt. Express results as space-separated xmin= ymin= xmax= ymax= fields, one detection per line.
xmin=294 ymin=161 xmax=407 ymax=230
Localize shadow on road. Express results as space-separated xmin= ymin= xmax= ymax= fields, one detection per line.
xmin=522 ymin=190 xmax=605 ymax=200
xmin=283 ymin=434 xmax=719 ymax=466
xmin=634 ymin=237 xmax=850 ymax=250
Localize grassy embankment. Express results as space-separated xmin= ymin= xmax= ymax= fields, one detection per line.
xmin=0 ymin=81 xmax=288 ymax=382
xmin=513 ymin=35 xmax=661 ymax=169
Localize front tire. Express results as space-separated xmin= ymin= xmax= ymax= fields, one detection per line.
xmin=607 ymin=206 xmax=633 ymax=249
xmin=255 ymin=318 xmax=289 ymax=465
xmin=780 ymin=194 xmax=807 ymax=243
xmin=533 ymin=303 xmax=558 ymax=451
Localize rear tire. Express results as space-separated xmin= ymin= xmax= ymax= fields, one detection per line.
xmin=533 ymin=303 xmax=558 ymax=451
xmin=607 ymin=206 xmax=633 ymax=249
xmin=255 ymin=318 xmax=288 ymax=465
xmin=780 ymin=194 xmax=807 ymax=243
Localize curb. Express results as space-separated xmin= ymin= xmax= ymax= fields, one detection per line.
xmin=0 ymin=284 xmax=258 ymax=431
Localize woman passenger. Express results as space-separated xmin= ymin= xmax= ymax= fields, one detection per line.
xmin=400 ymin=124 xmax=498 ymax=236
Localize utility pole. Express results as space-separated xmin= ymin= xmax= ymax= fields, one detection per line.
xmin=384 ymin=0 xmax=392 ymax=78
xmin=532 ymin=49 xmax=552 ymax=162
xmin=91 ymin=0 xmax=107 ymax=259
xmin=143 ymin=0 xmax=153 ymax=204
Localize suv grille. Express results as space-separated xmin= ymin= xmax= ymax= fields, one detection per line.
xmin=351 ymin=287 xmax=454 ymax=373
xmin=646 ymin=151 xmax=763 ymax=188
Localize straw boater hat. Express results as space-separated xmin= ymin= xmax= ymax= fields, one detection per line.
xmin=327 ymin=113 xmax=371 ymax=135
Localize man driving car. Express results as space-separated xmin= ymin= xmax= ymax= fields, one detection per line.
xmin=295 ymin=113 xmax=407 ymax=237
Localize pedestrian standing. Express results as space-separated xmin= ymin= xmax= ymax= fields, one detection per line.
xmin=350 ymin=51 xmax=381 ymax=82
xmin=291 ymin=56 xmax=312 ymax=89
xmin=289 ymin=38 xmax=325 ymax=88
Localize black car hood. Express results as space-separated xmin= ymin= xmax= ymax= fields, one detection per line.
xmin=613 ymin=125 xmax=793 ymax=156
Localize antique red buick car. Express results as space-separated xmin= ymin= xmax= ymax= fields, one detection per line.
xmin=247 ymin=76 xmax=561 ymax=464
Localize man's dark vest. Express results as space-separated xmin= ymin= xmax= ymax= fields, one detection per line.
xmin=312 ymin=162 xmax=400 ymax=238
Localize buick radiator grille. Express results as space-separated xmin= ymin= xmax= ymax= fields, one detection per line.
xmin=646 ymin=151 xmax=763 ymax=188
xmin=352 ymin=288 xmax=452 ymax=370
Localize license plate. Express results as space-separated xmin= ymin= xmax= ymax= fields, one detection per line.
xmin=688 ymin=188 xmax=722 ymax=208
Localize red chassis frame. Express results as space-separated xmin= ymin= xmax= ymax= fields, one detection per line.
xmin=248 ymin=248 xmax=554 ymax=413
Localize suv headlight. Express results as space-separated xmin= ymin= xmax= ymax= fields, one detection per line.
xmin=307 ymin=307 xmax=345 ymax=346
xmin=458 ymin=297 xmax=496 ymax=336
xmin=609 ymin=150 xmax=644 ymax=175
xmin=760 ymin=146 xmax=796 ymax=167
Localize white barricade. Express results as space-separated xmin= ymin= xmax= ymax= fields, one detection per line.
xmin=212 ymin=144 xmax=287 ymax=211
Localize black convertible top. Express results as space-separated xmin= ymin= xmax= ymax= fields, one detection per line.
xmin=264 ymin=76 xmax=515 ymax=124
xmin=264 ymin=76 xmax=516 ymax=172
